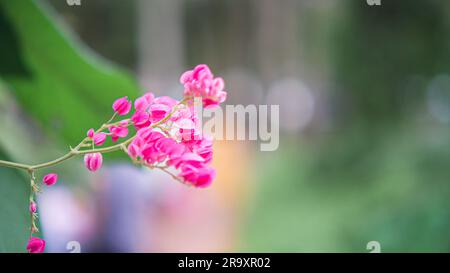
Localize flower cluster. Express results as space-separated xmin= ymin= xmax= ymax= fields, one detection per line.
xmin=127 ymin=126 xmax=215 ymax=188
xmin=25 ymin=64 xmax=226 ymax=253
xmin=180 ymin=64 xmax=227 ymax=108
xmin=79 ymin=65 xmax=225 ymax=187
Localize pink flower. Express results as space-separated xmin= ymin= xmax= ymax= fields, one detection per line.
xmin=27 ymin=237 xmax=45 ymax=253
xmin=170 ymin=152 xmax=204 ymax=169
xmin=180 ymin=64 xmax=227 ymax=107
xmin=179 ymin=163 xmax=215 ymax=188
xmin=148 ymin=96 xmax=179 ymax=122
xmin=193 ymin=137 xmax=213 ymax=163
xmin=112 ymin=96 xmax=132 ymax=116
xmin=154 ymin=96 xmax=178 ymax=108
xmin=29 ymin=202 xmax=37 ymax=214
xmin=138 ymin=127 xmax=164 ymax=142
xmin=43 ymin=173 xmax=58 ymax=186
xmin=109 ymin=123 xmax=129 ymax=142
xmin=134 ymin=92 xmax=155 ymax=112
xmin=179 ymin=127 xmax=201 ymax=142
xmin=149 ymin=103 xmax=171 ymax=122
xmin=128 ymin=128 xmax=185 ymax=165
xmin=88 ymin=129 xmax=107 ymax=146
xmin=93 ymin=132 xmax=107 ymax=146
xmin=131 ymin=111 xmax=151 ymax=130
xmin=84 ymin=153 xmax=103 ymax=172
xmin=140 ymin=133 xmax=169 ymax=164
xmin=127 ymin=143 xmax=140 ymax=160
xmin=180 ymin=64 xmax=213 ymax=95
xmin=127 ymin=133 xmax=148 ymax=160
xmin=156 ymin=137 xmax=185 ymax=160
xmin=87 ymin=128 xmax=95 ymax=138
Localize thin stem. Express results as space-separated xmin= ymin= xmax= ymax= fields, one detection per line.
xmin=31 ymin=150 xmax=77 ymax=170
xmin=105 ymin=112 xmax=117 ymax=125
xmin=29 ymin=171 xmax=37 ymax=237
xmin=0 ymin=160 xmax=33 ymax=172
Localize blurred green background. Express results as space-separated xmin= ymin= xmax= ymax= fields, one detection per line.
xmin=0 ymin=0 xmax=449 ymax=252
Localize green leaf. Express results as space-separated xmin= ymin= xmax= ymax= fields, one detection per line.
xmin=0 ymin=151 xmax=29 ymax=253
xmin=0 ymin=5 xmax=30 ymax=78
xmin=0 ymin=0 xmax=140 ymax=146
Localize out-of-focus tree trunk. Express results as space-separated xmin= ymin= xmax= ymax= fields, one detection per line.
xmin=137 ymin=0 xmax=184 ymax=95
xmin=255 ymin=0 xmax=302 ymax=85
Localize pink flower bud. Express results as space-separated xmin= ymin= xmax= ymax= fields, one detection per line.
xmin=93 ymin=132 xmax=107 ymax=146
xmin=127 ymin=143 xmax=139 ymax=160
xmin=27 ymin=237 xmax=45 ymax=253
xmin=119 ymin=120 xmax=129 ymax=127
xmin=29 ymin=201 xmax=37 ymax=213
xmin=134 ymin=97 xmax=148 ymax=112
xmin=87 ymin=128 xmax=95 ymax=139
xmin=43 ymin=173 xmax=58 ymax=186
xmin=84 ymin=153 xmax=103 ymax=172
xmin=112 ymin=96 xmax=132 ymax=116
xmin=178 ymin=164 xmax=215 ymax=188
xmin=131 ymin=111 xmax=151 ymax=129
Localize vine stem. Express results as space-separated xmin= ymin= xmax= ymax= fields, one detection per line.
xmin=0 ymin=98 xmax=189 ymax=173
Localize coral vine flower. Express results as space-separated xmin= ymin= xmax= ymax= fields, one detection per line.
xmin=27 ymin=237 xmax=45 ymax=253
xmin=149 ymin=103 xmax=171 ymax=122
xmin=190 ymin=136 xmax=214 ymax=163
xmin=112 ymin=96 xmax=132 ymax=116
xmin=109 ymin=123 xmax=129 ymax=142
xmin=87 ymin=129 xmax=107 ymax=146
xmin=127 ymin=143 xmax=140 ymax=160
xmin=179 ymin=163 xmax=216 ymax=188
xmin=131 ymin=111 xmax=151 ymax=129
xmin=84 ymin=153 xmax=103 ymax=172
xmin=149 ymin=96 xmax=179 ymax=122
xmin=134 ymin=92 xmax=155 ymax=112
xmin=87 ymin=128 xmax=95 ymax=138
xmin=180 ymin=64 xmax=227 ymax=108
xmin=93 ymin=132 xmax=107 ymax=146
xmin=29 ymin=202 xmax=37 ymax=214
xmin=43 ymin=173 xmax=58 ymax=186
